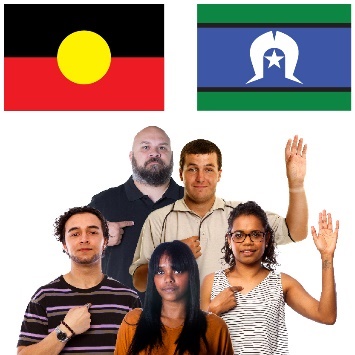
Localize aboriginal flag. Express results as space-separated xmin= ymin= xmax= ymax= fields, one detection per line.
xmin=197 ymin=4 xmax=351 ymax=110
xmin=4 ymin=4 xmax=164 ymax=111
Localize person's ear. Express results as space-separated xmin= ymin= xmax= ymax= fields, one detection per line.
xmin=179 ymin=168 xmax=183 ymax=181
xmin=62 ymin=243 xmax=68 ymax=255
xmin=218 ymin=169 xmax=222 ymax=182
xmin=129 ymin=151 xmax=133 ymax=161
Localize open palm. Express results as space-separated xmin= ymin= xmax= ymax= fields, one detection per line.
xmin=312 ymin=210 xmax=339 ymax=255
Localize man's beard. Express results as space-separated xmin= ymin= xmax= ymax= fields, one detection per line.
xmin=131 ymin=155 xmax=173 ymax=186
xmin=70 ymin=253 xmax=101 ymax=265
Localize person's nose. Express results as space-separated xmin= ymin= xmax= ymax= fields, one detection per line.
xmin=196 ymin=169 xmax=205 ymax=182
xmin=149 ymin=147 xmax=161 ymax=158
xmin=79 ymin=232 xmax=89 ymax=244
xmin=242 ymin=234 xmax=253 ymax=245
xmin=164 ymin=270 xmax=175 ymax=283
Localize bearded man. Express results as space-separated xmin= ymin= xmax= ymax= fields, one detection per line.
xmin=89 ymin=126 xmax=184 ymax=302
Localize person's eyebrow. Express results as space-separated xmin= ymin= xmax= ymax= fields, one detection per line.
xmin=139 ymin=141 xmax=169 ymax=146
xmin=67 ymin=225 xmax=99 ymax=233
xmin=87 ymin=225 xmax=100 ymax=230
xmin=187 ymin=162 xmax=216 ymax=167
xmin=67 ymin=226 xmax=79 ymax=233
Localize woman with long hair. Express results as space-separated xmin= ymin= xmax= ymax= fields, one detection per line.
xmin=201 ymin=201 xmax=339 ymax=354
xmin=114 ymin=240 xmax=233 ymax=355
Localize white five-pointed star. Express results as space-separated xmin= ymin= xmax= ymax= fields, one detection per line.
xmin=264 ymin=50 xmax=284 ymax=68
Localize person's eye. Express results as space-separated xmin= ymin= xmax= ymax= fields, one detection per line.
xmin=234 ymin=233 xmax=243 ymax=239
xmin=174 ymin=270 xmax=183 ymax=274
xmin=71 ymin=233 xmax=79 ymax=237
xmin=142 ymin=146 xmax=149 ymax=150
xmin=188 ymin=168 xmax=197 ymax=172
xmin=159 ymin=146 xmax=166 ymax=150
xmin=90 ymin=231 xmax=98 ymax=235
xmin=156 ymin=270 xmax=164 ymax=275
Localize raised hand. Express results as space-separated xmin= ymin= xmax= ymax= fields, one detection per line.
xmin=311 ymin=210 xmax=339 ymax=257
xmin=285 ymin=135 xmax=307 ymax=189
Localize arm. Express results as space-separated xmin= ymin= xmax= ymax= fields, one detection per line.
xmin=201 ymin=273 xmax=242 ymax=316
xmin=283 ymin=211 xmax=338 ymax=324
xmin=284 ymin=135 xmax=308 ymax=241
xmin=114 ymin=309 xmax=141 ymax=355
xmin=132 ymin=264 xmax=148 ymax=292
xmin=18 ymin=304 xmax=91 ymax=354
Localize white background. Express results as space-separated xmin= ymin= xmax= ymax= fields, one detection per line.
xmin=1 ymin=0 xmax=353 ymax=354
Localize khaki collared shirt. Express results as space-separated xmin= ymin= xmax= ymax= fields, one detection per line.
xmin=129 ymin=197 xmax=290 ymax=283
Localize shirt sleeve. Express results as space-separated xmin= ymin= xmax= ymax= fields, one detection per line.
xmin=114 ymin=310 xmax=140 ymax=355
xmin=129 ymin=215 xmax=160 ymax=275
xmin=205 ymin=313 xmax=234 ymax=355
xmin=265 ymin=210 xmax=291 ymax=245
xmin=17 ymin=298 xmax=48 ymax=347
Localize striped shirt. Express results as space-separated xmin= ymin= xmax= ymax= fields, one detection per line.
xmin=17 ymin=275 xmax=141 ymax=354
xmin=211 ymin=270 xmax=288 ymax=354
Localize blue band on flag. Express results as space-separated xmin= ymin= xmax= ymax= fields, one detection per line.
xmin=198 ymin=27 xmax=351 ymax=88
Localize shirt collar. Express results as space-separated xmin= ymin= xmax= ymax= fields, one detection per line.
xmin=124 ymin=176 xmax=182 ymax=202
xmin=173 ymin=196 xmax=227 ymax=212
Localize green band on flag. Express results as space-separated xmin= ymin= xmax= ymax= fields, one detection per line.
xmin=197 ymin=4 xmax=351 ymax=24
xmin=197 ymin=92 xmax=351 ymax=111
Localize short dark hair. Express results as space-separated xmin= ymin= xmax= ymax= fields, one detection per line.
xmin=223 ymin=201 xmax=278 ymax=271
xmin=54 ymin=206 xmax=109 ymax=244
xmin=179 ymin=139 xmax=222 ymax=171
xmin=128 ymin=240 xmax=208 ymax=355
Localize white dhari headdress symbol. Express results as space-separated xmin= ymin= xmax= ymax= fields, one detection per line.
xmin=246 ymin=31 xmax=302 ymax=84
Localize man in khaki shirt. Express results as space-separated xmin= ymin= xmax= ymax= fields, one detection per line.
xmin=130 ymin=137 xmax=308 ymax=292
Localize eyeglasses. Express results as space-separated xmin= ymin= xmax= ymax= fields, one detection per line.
xmin=227 ymin=231 xmax=266 ymax=243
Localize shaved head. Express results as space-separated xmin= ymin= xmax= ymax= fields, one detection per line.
xmin=130 ymin=126 xmax=173 ymax=186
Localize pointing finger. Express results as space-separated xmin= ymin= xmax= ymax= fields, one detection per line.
xmin=119 ymin=221 xmax=134 ymax=227
xmin=229 ymin=286 xmax=243 ymax=292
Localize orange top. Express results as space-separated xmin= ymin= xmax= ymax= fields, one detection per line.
xmin=114 ymin=308 xmax=234 ymax=355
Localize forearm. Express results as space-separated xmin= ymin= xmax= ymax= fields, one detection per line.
xmin=18 ymin=331 xmax=65 ymax=355
xmin=286 ymin=186 xmax=308 ymax=241
xmin=132 ymin=264 xmax=148 ymax=292
xmin=207 ymin=298 xmax=231 ymax=316
xmin=318 ymin=254 xmax=337 ymax=324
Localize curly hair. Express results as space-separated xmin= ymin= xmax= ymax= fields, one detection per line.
xmin=222 ymin=201 xmax=278 ymax=271
xmin=54 ymin=206 xmax=109 ymax=244
xmin=179 ymin=139 xmax=222 ymax=171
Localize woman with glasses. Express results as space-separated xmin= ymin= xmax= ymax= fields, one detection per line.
xmin=114 ymin=240 xmax=234 ymax=355
xmin=201 ymin=201 xmax=339 ymax=354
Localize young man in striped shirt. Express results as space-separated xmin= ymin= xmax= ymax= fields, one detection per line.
xmin=17 ymin=206 xmax=140 ymax=355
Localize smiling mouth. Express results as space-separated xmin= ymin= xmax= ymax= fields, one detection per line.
xmin=241 ymin=250 xmax=255 ymax=255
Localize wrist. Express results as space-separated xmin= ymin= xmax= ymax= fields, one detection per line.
xmin=207 ymin=303 xmax=221 ymax=316
xmin=61 ymin=320 xmax=76 ymax=338
xmin=288 ymin=184 xmax=304 ymax=193
xmin=55 ymin=325 xmax=71 ymax=343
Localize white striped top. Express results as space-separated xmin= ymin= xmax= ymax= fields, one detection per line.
xmin=211 ymin=270 xmax=289 ymax=354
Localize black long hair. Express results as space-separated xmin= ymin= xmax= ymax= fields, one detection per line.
xmin=222 ymin=201 xmax=278 ymax=271
xmin=128 ymin=240 xmax=208 ymax=355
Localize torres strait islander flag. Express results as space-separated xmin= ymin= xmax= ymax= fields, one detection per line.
xmin=197 ymin=4 xmax=351 ymax=111
xmin=4 ymin=4 xmax=164 ymax=111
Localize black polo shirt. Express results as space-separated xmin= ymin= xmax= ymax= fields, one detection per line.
xmin=89 ymin=176 xmax=184 ymax=303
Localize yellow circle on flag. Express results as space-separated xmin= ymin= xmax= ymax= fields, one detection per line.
xmin=57 ymin=30 xmax=111 ymax=85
